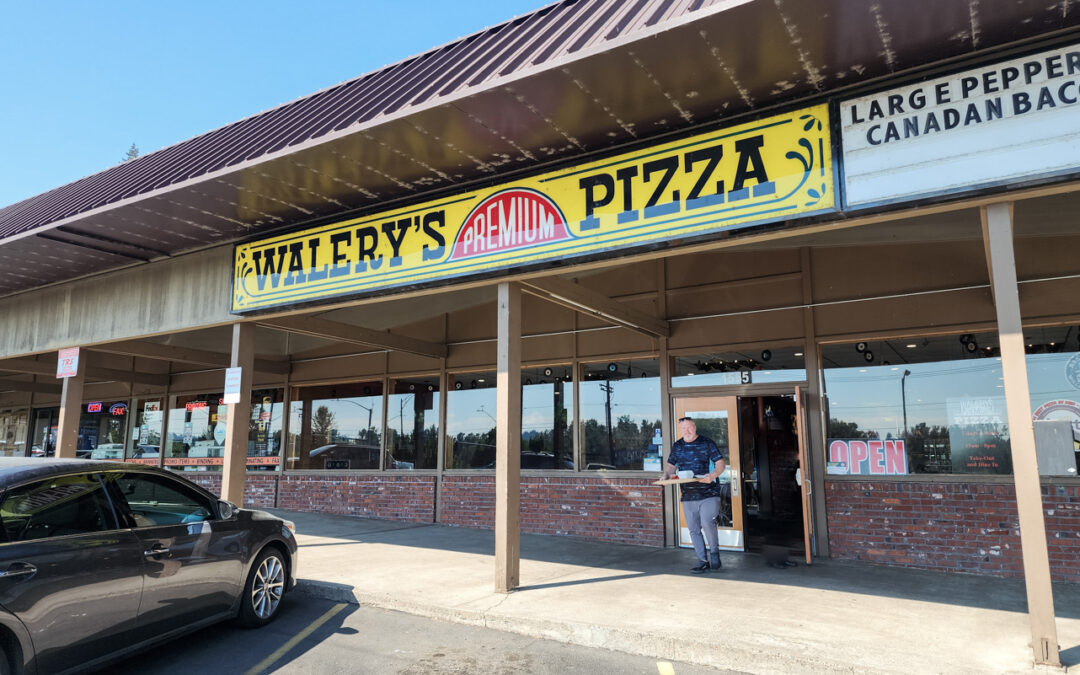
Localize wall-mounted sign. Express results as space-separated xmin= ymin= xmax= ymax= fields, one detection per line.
xmin=1033 ymin=399 xmax=1080 ymax=447
xmin=841 ymin=43 xmax=1080 ymax=207
xmin=827 ymin=439 xmax=908 ymax=475
xmin=233 ymin=104 xmax=835 ymax=312
xmin=108 ymin=403 xmax=128 ymax=417
xmin=56 ymin=347 xmax=80 ymax=378
xmin=223 ymin=367 xmax=243 ymax=404
xmin=86 ymin=402 xmax=103 ymax=414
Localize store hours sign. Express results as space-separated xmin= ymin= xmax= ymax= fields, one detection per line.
xmin=841 ymin=43 xmax=1080 ymax=207
xmin=232 ymin=104 xmax=835 ymax=312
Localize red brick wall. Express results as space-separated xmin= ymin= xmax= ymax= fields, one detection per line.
xmin=181 ymin=473 xmax=278 ymax=509
xmin=826 ymin=480 xmax=1080 ymax=583
xmin=278 ymin=474 xmax=437 ymax=523
xmin=440 ymin=475 xmax=665 ymax=546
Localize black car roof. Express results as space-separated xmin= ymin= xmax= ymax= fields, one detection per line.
xmin=0 ymin=458 xmax=162 ymax=488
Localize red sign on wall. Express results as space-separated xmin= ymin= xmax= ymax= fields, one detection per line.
xmin=828 ymin=439 xmax=908 ymax=475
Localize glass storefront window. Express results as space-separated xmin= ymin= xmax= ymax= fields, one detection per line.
xmin=29 ymin=408 xmax=57 ymax=457
xmin=672 ymin=347 xmax=806 ymax=387
xmin=521 ymin=365 xmax=573 ymax=470
xmin=287 ymin=382 xmax=383 ymax=470
xmin=823 ymin=328 xmax=1080 ymax=477
xmin=127 ymin=398 xmax=164 ymax=464
xmin=166 ymin=389 xmax=284 ymax=472
xmin=445 ymin=372 xmax=496 ymax=469
xmin=580 ymin=359 xmax=662 ymax=471
xmin=0 ymin=410 xmax=29 ymax=457
xmin=386 ymin=377 xmax=439 ymax=470
xmin=80 ymin=400 xmax=130 ymax=460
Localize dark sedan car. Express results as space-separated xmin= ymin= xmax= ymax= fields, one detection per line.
xmin=0 ymin=458 xmax=297 ymax=674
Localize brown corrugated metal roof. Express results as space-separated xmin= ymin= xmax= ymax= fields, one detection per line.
xmin=0 ymin=0 xmax=732 ymax=241
xmin=2 ymin=0 xmax=1079 ymax=301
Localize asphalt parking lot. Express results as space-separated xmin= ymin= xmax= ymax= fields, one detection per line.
xmin=106 ymin=592 xmax=735 ymax=675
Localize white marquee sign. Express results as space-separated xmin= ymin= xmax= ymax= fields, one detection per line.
xmin=841 ymin=43 xmax=1080 ymax=207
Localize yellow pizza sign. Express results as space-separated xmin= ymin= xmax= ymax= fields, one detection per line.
xmin=233 ymin=104 xmax=834 ymax=312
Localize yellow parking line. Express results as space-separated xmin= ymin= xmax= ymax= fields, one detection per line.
xmin=244 ymin=602 xmax=349 ymax=675
xmin=657 ymin=661 xmax=676 ymax=675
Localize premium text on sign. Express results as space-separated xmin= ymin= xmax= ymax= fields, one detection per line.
xmin=233 ymin=104 xmax=834 ymax=311
xmin=841 ymin=43 xmax=1080 ymax=207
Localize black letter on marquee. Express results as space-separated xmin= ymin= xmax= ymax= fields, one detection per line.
xmin=642 ymin=156 xmax=680 ymax=218
xmin=578 ymin=174 xmax=614 ymax=230
xmin=732 ymin=136 xmax=770 ymax=192
xmin=382 ymin=219 xmax=409 ymax=267
xmin=684 ymin=145 xmax=724 ymax=209
xmin=354 ymin=227 xmax=383 ymax=272
xmin=330 ymin=231 xmax=351 ymax=278
xmin=422 ymin=211 xmax=446 ymax=261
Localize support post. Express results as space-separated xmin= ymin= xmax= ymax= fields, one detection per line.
xmin=56 ymin=351 xmax=86 ymax=459
xmin=495 ymin=282 xmax=522 ymax=593
xmin=982 ymin=203 xmax=1059 ymax=667
xmin=222 ymin=323 xmax=255 ymax=506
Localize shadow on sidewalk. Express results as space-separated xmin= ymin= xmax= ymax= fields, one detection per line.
xmin=270 ymin=508 xmax=1080 ymax=621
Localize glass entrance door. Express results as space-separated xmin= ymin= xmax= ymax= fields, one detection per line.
xmin=673 ymin=396 xmax=743 ymax=551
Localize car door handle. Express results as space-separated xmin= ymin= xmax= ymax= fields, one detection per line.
xmin=0 ymin=563 xmax=37 ymax=579
xmin=144 ymin=546 xmax=170 ymax=558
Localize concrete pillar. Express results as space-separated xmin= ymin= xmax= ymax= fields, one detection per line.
xmin=495 ymin=282 xmax=522 ymax=593
xmin=981 ymin=203 xmax=1059 ymax=667
xmin=222 ymin=323 xmax=255 ymax=506
xmin=56 ymin=350 xmax=85 ymax=459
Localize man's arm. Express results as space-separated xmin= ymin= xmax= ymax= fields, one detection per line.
xmin=662 ymin=462 xmax=678 ymax=480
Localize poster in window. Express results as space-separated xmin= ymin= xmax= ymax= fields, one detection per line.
xmin=946 ymin=397 xmax=1012 ymax=474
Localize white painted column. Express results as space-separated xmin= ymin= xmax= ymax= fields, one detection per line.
xmin=495 ymin=282 xmax=522 ymax=593
xmin=56 ymin=350 xmax=86 ymax=459
xmin=982 ymin=203 xmax=1059 ymax=666
xmin=222 ymin=323 xmax=255 ymax=506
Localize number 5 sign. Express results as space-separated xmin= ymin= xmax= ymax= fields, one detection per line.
xmin=56 ymin=347 xmax=80 ymax=378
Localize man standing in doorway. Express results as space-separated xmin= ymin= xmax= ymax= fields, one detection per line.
xmin=663 ymin=416 xmax=728 ymax=573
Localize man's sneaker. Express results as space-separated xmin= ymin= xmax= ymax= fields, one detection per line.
xmin=709 ymin=550 xmax=722 ymax=571
xmin=691 ymin=559 xmax=710 ymax=574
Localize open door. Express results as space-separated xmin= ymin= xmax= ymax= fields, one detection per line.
xmin=794 ymin=387 xmax=813 ymax=564
xmin=673 ymin=396 xmax=743 ymax=551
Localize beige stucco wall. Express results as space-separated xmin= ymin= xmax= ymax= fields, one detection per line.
xmin=0 ymin=247 xmax=234 ymax=360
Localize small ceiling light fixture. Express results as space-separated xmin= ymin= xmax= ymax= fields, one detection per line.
xmin=906 ymin=344 xmax=917 ymax=349
xmin=761 ymin=349 xmax=772 ymax=362
xmin=864 ymin=351 xmax=875 ymax=362
xmin=794 ymin=352 xmax=803 ymax=357
xmin=855 ymin=342 xmax=868 ymax=353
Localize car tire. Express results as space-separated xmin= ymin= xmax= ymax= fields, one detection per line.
xmin=238 ymin=547 xmax=287 ymax=628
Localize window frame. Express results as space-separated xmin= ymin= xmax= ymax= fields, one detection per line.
xmin=0 ymin=471 xmax=123 ymax=543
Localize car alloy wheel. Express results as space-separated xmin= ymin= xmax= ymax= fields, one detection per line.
xmin=251 ymin=553 xmax=285 ymax=620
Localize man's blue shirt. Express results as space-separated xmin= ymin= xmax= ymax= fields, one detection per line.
xmin=668 ymin=435 xmax=727 ymax=501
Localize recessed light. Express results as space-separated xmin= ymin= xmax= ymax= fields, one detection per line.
xmin=477 ymin=378 xmax=485 ymax=383
xmin=906 ymin=344 xmax=917 ymax=348
xmin=859 ymin=369 xmax=867 ymax=373
xmin=891 ymin=367 xmax=899 ymax=371
xmin=794 ymin=352 xmax=803 ymax=357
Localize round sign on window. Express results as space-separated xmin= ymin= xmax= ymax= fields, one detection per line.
xmin=1066 ymin=353 xmax=1080 ymax=390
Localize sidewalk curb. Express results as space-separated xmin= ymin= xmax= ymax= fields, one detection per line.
xmin=296 ymin=578 xmax=887 ymax=674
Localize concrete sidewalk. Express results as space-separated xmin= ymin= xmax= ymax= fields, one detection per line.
xmin=268 ymin=508 xmax=1080 ymax=674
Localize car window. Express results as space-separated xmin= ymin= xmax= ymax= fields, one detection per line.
xmin=114 ymin=473 xmax=214 ymax=527
xmin=0 ymin=474 xmax=116 ymax=542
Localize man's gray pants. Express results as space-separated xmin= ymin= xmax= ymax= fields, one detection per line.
xmin=681 ymin=497 xmax=721 ymax=561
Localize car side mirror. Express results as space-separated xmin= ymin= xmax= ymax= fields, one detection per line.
xmin=218 ymin=500 xmax=237 ymax=519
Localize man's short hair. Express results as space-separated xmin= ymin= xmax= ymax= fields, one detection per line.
xmin=677 ymin=416 xmax=693 ymax=422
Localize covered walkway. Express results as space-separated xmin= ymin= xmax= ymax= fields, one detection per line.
xmin=275 ymin=508 xmax=1080 ymax=674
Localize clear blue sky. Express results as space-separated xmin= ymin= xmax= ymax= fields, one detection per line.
xmin=0 ymin=1 xmax=548 ymax=208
